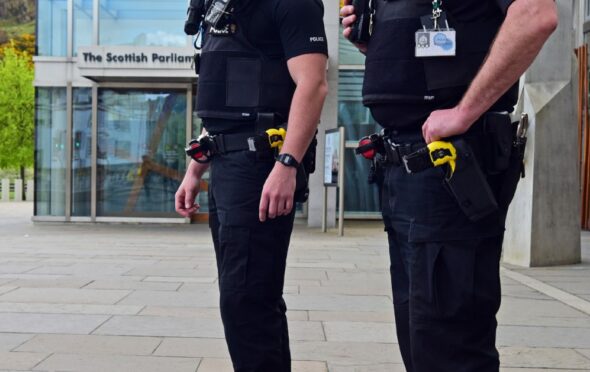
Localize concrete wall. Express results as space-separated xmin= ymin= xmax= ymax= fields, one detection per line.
xmin=308 ymin=0 xmax=339 ymax=227
xmin=504 ymin=0 xmax=581 ymax=267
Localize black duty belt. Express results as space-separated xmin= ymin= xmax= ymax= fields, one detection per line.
xmin=383 ymin=139 xmax=425 ymax=167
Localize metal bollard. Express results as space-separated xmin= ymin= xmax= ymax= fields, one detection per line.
xmin=14 ymin=180 xmax=23 ymax=201
xmin=26 ymin=180 xmax=34 ymax=201
xmin=1 ymin=179 xmax=8 ymax=202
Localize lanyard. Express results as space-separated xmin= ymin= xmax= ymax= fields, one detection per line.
xmin=432 ymin=0 xmax=443 ymax=29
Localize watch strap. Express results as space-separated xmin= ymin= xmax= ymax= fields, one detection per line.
xmin=276 ymin=153 xmax=300 ymax=168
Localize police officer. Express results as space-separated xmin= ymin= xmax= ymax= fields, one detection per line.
xmin=341 ymin=0 xmax=556 ymax=371
xmin=175 ymin=1 xmax=328 ymax=371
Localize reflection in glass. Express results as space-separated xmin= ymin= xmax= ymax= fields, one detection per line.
xmin=74 ymin=0 xmax=93 ymax=54
xmin=192 ymin=90 xmax=209 ymax=213
xmin=36 ymin=88 xmax=67 ymax=216
xmin=343 ymin=149 xmax=381 ymax=214
xmin=72 ymin=88 xmax=92 ymax=216
xmin=338 ymin=70 xmax=381 ymax=215
xmin=99 ymin=0 xmax=187 ymax=47
xmin=339 ymin=25 xmax=366 ymax=66
xmin=97 ymin=89 xmax=187 ymax=217
xmin=339 ymin=70 xmax=379 ymax=141
xmin=38 ymin=0 xmax=68 ymax=56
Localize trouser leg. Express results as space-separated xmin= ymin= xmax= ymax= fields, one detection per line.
xmin=409 ymin=235 xmax=503 ymax=372
xmin=208 ymin=150 xmax=294 ymax=372
xmin=384 ymin=219 xmax=414 ymax=372
xmin=215 ymin=217 xmax=293 ymax=372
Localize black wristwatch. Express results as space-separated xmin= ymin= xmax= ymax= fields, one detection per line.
xmin=276 ymin=153 xmax=300 ymax=168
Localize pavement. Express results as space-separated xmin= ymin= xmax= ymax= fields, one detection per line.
xmin=0 ymin=202 xmax=589 ymax=372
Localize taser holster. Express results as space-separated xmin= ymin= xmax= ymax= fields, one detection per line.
xmin=443 ymin=139 xmax=499 ymax=222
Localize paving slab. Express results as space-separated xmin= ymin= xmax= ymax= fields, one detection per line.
xmin=154 ymin=337 xmax=231 ymax=358
xmin=0 ymin=302 xmax=142 ymax=316
xmin=576 ymin=348 xmax=590 ymax=360
xmin=284 ymin=294 xmax=392 ymax=312
xmin=196 ymin=358 xmax=328 ymax=372
xmin=0 ymin=204 xmax=589 ymax=371
xmin=85 ymin=279 xmax=182 ymax=291
xmin=33 ymin=354 xmax=201 ymax=372
xmin=15 ymin=334 xmax=162 ymax=356
xmin=0 ymin=313 xmax=109 ymax=334
xmin=0 ymin=351 xmax=49 ymax=370
xmin=497 ymin=325 xmax=590 ymax=348
xmin=93 ymin=315 xmax=225 ymax=338
xmin=0 ymin=334 xmax=35 ymax=352
xmin=291 ymin=341 xmax=403 ymax=365
xmin=117 ymin=290 xmax=219 ymax=308
xmin=499 ymin=346 xmax=590 ymax=369
xmin=309 ymin=310 xmax=394 ymax=323
xmin=328 ymin=364 xmax=406 ymax=372
xmin=0 ymin=288 xmax=131 ymax=305
xmin=323 ymin=321 xmax=396 ymax=343
xmin=5 ymin=277 xmax=93 ymax=289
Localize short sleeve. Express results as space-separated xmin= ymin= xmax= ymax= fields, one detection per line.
xmin=495 ymin=0 xmax=515 ymax=14
xmin=274 ymin=0 xmax=329 ymax=60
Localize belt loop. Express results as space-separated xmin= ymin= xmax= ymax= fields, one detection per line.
xmin=212 ymin=134 xmax=225 ymax=154
xmin=256 ymin=113 xmax=276 ymax=133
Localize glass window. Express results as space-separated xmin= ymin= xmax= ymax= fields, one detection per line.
xmin=36 ymin=88 xmax=67 ymax=216
xmin=72 ymin=88 xmax=93 ymax=216
xmin=99 ymin=0 xmax=188 ymax=47
xmin=338 ymin=70 xmax=380 ymax=215
xmin=38 ymin=0 xmax=68 ymax=56
xmin=97 ymin=89 xmax=187 ymax=217
xmin=343 ymin=148 xmax=381 ymax=214
xmin=74 ymin=0 xmax=94 ymax=53
xmin=191 ymin=90 xmax=209 ymax=213
xmin=339 ymin=70 xmax=379 ymax=141
xmin=339 ymin=24 xmax=366 ymax=66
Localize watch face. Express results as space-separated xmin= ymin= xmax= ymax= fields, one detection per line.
xmin=279 ymin=154 xmax=298 ymax=168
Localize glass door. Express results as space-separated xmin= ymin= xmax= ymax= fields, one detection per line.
xmin=96 ymin=88 xmax=188 ymax=217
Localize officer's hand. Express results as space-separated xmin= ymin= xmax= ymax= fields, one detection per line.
xmin=175 ymin=174 xmax=201 ymax=217
xmin=259 ymin=163 xmax=297 ymax=222
xmin=340 ymin=1 xmax=368 ymax=53
xmin=422 ymin=107 xmax=475 ymax=144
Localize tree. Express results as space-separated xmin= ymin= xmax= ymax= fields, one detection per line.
xmin=0 ymin=34 xmax=35 ymax=64
xmin=0 ymin=44 xmax=34 ymax=197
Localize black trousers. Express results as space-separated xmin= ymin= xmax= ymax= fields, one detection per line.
xmin=208 ymin=150 xmax=294 ymax=372
xmin=382 ymin=133 xmax=509 ymax=372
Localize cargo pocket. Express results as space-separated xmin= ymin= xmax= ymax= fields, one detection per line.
xmin=411 ymin=240 xmax=477 ymax=322
xmin=218 ymin=225 xmax=251 ymax=290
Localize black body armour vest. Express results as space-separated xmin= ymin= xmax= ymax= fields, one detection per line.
xmin=196 ymin=14 xmax=296 ymax=124
xmin=363 ymin=0 xmax=518 ymax=128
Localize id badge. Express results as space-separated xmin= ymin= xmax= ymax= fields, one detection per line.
xmin=415 ymin=12 xmax=456 ymax=58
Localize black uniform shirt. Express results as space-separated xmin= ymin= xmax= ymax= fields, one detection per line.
xmin=203 ymin=0 xmax=328 ymax=133
xmin=243 ymin=0 xmax=328 ymax=59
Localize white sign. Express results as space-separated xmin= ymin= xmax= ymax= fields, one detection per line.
xmin=76 ymin=46 xmax=196 ymax=80
xmin=324 ymin=128 xmax=341 ymax=186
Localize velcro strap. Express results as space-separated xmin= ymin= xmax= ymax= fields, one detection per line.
xmin=402 ymin=147 xmax=433 ymax=173
xmin=211 ymin=133 xmax=253 ymax=154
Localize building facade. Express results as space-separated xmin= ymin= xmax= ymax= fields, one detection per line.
xmin=33 ymin=0 xmax=381 ymax=223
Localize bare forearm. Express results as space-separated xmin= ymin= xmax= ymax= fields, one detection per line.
xmin=458 ymin=0 xmax=557 ymax=123
xmin=281 ymin=79 xmax=328 ymax=161
xmin=186 ymin=159 xmax=209 ymax=179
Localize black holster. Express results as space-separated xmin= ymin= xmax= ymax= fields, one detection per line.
xmin=294 ymin=134 xmax=318 ymax=203
xmin=449 ymin=113 xmax=527 ymax=221
xmin=444 ymin=139 xmax=499 ymax=222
